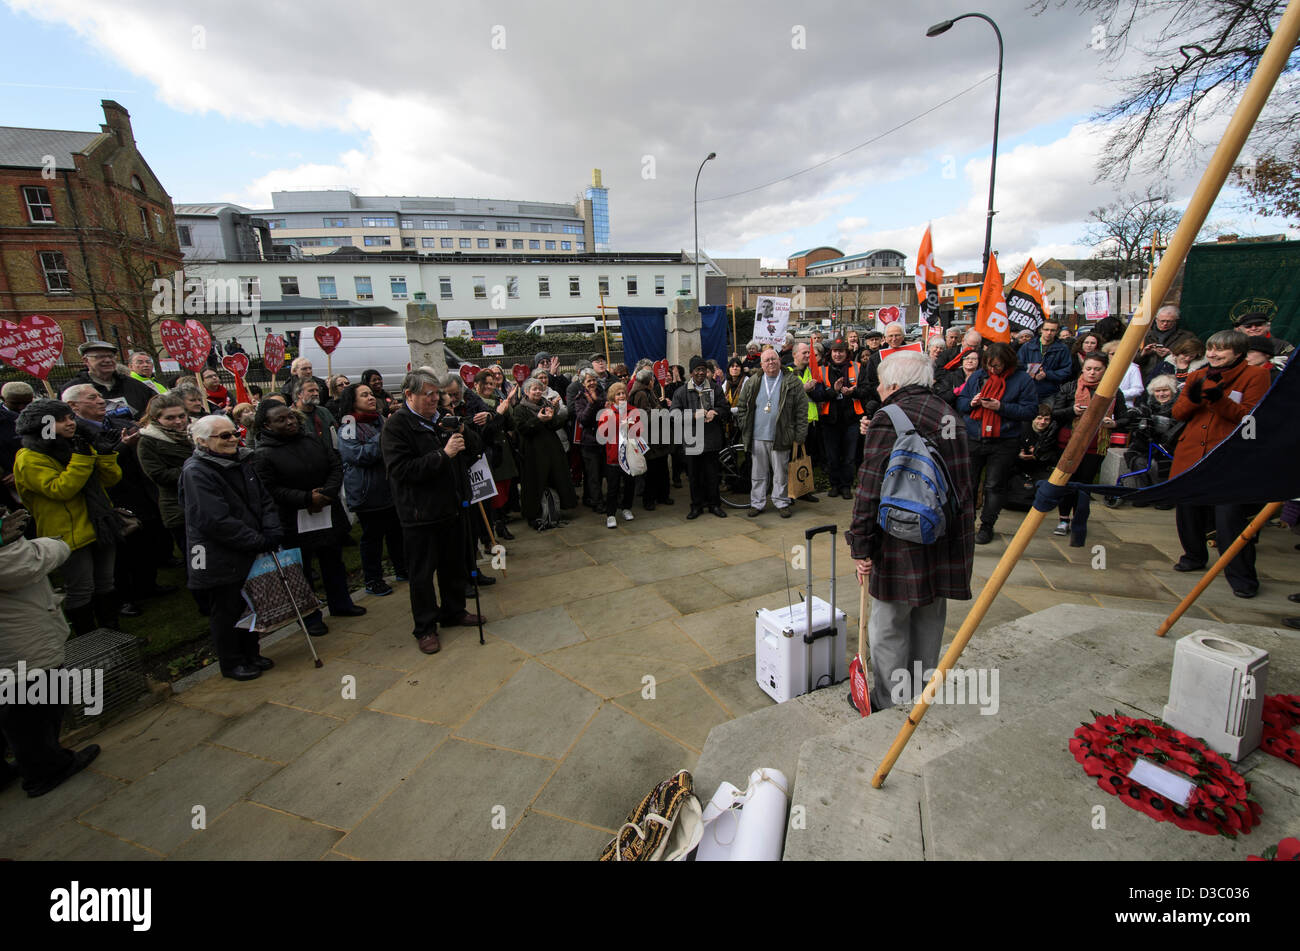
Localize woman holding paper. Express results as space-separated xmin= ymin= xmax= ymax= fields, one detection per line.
xmin=252 ymin=401 xmax=365 ymax=634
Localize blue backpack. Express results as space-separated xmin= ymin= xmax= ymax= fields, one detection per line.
xmin=876 ymin=404 xmax=955 ymax=544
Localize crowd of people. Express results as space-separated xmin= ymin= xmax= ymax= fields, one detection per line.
xmin=0 ymin=303 xmax=1294 ymax=795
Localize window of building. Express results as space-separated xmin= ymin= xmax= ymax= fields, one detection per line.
xmin=598 ymin=275 xmax=609 ymax=296
xmin=497 ymin=222 xmax=520 ymax=232
xmin=323 ymin=217 xmax=348 ymax=228
xmin=478 ymin=238 xmax=490 ymax=249
xmin=422 ymin=237 xmax=438 ymax=248
xmin=154 ymin=212 xmax=166 ymax=235
xmin=439 ymin=276 xmax=453 ymax=299
xmin=400 ymin=219 xmax=414 ymax=229
xmin=240 ymin=276 xmax=261 ymax=302
xmin=655 ymin=275 xmax=665 ymax=296
xmin=512 ymin=239 xmax=523 ymax=250
xmin=627 ymin=275 xmax=638 ymax=296
xmin=131 ymin=174 xmax=145 ymax=192
xmin=363 ymin=235 xmax=392 ymax=247
xmin=545 ymin=240 xmax=556 ymax=250
xmin=402 ymin=237 xmax=415 ymax=248
xmin=576 ymin=241 xmax=586 ymax=251
xmin=506 ymin=276 xmax=519 ymax=298
xmin=80 ymin=319 xmax=99 ymax=342
xmin=139 ymin=207 xmax=150 ymax=236
xmin=39 ymin=251 xmax=71 ymax=293
xmin=441 ymin=237 xmax=453 ymax=248
xmin=681 ymin=274 xmax=691 ymax=292
xmin=531 ymin=223 xmax=552 ymax=233
xmin=390 ymin=276 xmax=408 ymax=299
xmin=362 ymin=216 xmax=396 ymax=227
xmin=355 ymin=276 xmax=373 ymax=299
xmin=280 ymin=276 xmax=300 ymax=296
xmin=495 ymin=239 xmax=507 ymax=249
xmin=460 ymin=238 xmax=472 ymax=249
xmin=564 ymin=224 xmax=583 ymax=234
xmin=318 ymin=276 xmax=338 ymax=299
xmin=177 ymin=225 xmax=192 ymax=246
xmin=266 ymin=219 xmax=286 ymax=229
xmin=569 ymin=275 xmax=581 ymax=297
xmin=529 ymin=239 xmax=540 ymax=250
xmin=473 ymin=276 xmax=487 ymax=299
xmin=538 ymin=276 xmax=550 ymax=298
xmin=461 ymin=220 xmax=485 ymax=230
xmin=22 ymin=186 xmax=54 ymax=223
xmin=560 ymin=241 xmax=571 ymax=250
xmin=423 ymin=219 xmax=448 ymax=229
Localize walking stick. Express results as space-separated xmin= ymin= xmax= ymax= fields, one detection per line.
xmin=1156 ymin=501 xmax=1284 ymax=637
xmin=462 ymin=501 xmax=485 ymax=646
xmin=269 ymin=550 xmax=323 ymax=668
xmin=870 ymin=0 xmax=1300 ymax=789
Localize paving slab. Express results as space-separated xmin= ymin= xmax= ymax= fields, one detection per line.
xmin=496 ymin=564 xmax=634 ymax=616
xmin=494 ymin=546 xmax=595 ymax=582
xmin=79 ymin=745 xmax=280 ymax=854
xmin=693 ymin=656 xmax=773 ymax=719
xmin=564 ymin=585 xmax=680 ymax=639
xmin=692 ymin=701 xmax=832 ymax=809
xmin=702 ymin=556 xmax=795 ymax=600
xmin=0 ymin=768 xmax=128 ymax=857
xmin=171 ymin=801 xmax=343 ymax=860
xmin=610 ymin=547 xmax=725 ymax=584
xmin=650 ymin=574 xmax=735 ymax=616
xmin=673 ymin=594 xmax=774 ymax=664
xmin=614 ymin=673 xmax=732 ymax=752
xmin=540 ymin=619 xmax=712 ymax=699
xmin=91 ymin=701 xmax=227 ymax=782
xmin=15 ymin=820 xmax=162 ymax=861
xmin=576 ymin=530 xmax=666 ymax=564
xmin=248 ymin=709 xmax=447 ymax=830
xmin=366 ymin=638 xmax=526 ymax=726
xmin=455 ymin=660 xmax=601 ymax=758
xmin=338 ymin=737 xmax=557 ymax=860
xmin=482 ymin=604 xmax=588 ymax=654
xmin=494 ymin=811 xmax=613 ymax=861
xmin=652 ymin=517 xmax=760 ymax=547
xmin=531 ymin=703 xmax=696 ymax=831
xmin=208 ymin=702 xmax=342 ymax=764
xmin=697 ymin=533 xmax=783 ymax=565
xmin=1035 ymin=561 xmax=1169 ymax=600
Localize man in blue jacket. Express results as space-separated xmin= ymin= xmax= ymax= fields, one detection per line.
xmin=1017 ymin=318 xmax=1074 ymax=402
xmin=956 ymin=343 xmax=1040 ymax=544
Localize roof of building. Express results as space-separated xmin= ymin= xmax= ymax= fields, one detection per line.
xmin=807 ymin=248 xmax=907 ymax=269
xmin=787 ymin=246 xmax=843 ymax=260
xmin=174 ymin=203 xmax=253 ymax=216
xmin=0 ymin=126 xmax=102 ymax=170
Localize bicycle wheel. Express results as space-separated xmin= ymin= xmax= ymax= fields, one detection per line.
xmin=717 ymin=443 xmax=751 ymax=508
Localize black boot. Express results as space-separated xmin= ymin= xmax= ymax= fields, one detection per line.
xmin=494 ymin=518 xmax=514 ymax=541
xmin=91 ymin=592 xmax=121 ymax=631
xmin=64 ymin=604 xmax=98 ymax=637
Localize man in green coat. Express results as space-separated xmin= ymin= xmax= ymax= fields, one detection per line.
xmin=737 ymin=348 xmax=810 ymax=517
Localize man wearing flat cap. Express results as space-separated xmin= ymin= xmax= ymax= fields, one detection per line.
xmin=59 ymin=340 xmax=157 ymax=418
xmin=1233 ymin=310 xmax=1293 ymax=358
xmin=670 ymin=356 xmax=728 ymax=518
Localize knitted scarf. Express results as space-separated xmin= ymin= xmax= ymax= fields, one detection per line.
xmin=971 ymin=368 xmax=1009 ymax=438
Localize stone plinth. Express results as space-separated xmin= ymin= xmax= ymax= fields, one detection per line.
xmin=406 ymin=300 xmax=445 ymax=375
xmin=666 ymin=296 xmax=702 ymax=368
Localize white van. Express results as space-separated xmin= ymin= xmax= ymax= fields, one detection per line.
xmin=525 ymin=315 xmax=622 ymax=339
xmin=294 ymin=324 xmax=466 ymax=382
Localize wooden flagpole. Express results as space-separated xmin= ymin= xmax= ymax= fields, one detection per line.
xmin=596 ymin=290 xmax=614 ymax=367
xmin=871 ymin=0 xmax=1300 ymax=789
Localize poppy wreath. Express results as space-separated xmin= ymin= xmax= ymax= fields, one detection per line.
xmin=1247 ymin=837 xmax=1300 ymax=861
xmin=1260 ymin=695 xmax=1300 ymax=768
xmin=1070 ymin=710 xmax=1260 ymax=838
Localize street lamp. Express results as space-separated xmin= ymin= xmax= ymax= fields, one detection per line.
xmin=694 ymin=151 xmax=716 ymax=308
xmin=927 ymin=13 xmax=1003 ymax=274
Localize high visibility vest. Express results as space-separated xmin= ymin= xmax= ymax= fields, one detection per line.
xmin=796 ymin=367 xmax=819 ymax=421
xmin=816 ymin=360 xmax=863 ymax=416
xmin=131 ymin=371 xmax=166 ymax=395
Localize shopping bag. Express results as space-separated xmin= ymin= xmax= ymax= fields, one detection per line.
xmin=787 ymin=442 xmax=814 ymax=499
xmin=619 ymin=409 xmax=647 ymax=476
xmin=242 ymin=547 xmax=321 ymax=633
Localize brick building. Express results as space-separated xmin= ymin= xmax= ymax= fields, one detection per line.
xmin=0 ymin=100 xmax=182 ymax=362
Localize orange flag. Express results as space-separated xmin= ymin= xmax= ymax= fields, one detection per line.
xmin=1006 ymin=258 xmax=1049 ymax=335
xmin=975 ymin=254 xmax=1011 ymax=343
xmin=914 ymin=225 xmax=944 ymax=327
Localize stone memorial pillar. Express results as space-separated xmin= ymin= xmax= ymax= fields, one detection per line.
xmin=405 ymin=296 xmax=446 ymax=375
xmin=666 ymin=295 xmax=702 ymax=368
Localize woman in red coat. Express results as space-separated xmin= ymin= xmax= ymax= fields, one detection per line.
xmin=1169 ymin=329 xmax=1272 ymax=597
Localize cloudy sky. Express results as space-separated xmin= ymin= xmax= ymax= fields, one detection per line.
xmin=2 ymin=0 xmax=1294 ymax=272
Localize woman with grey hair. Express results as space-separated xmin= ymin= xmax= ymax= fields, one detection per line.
xmin=629 ymin=366 xmax=674 ymax=509
xmin=172 ymin=383 xmax=208 ymax=420
xmin=511 ymin=377 xmax=577 ymax=529
xmin=179 ymin=413 xmax=282 ymax=680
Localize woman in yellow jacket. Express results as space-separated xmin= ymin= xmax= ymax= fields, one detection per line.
xmin=13 ymin=399 xmax=124 ymax=635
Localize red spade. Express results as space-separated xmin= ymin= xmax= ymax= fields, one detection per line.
xmin=0 ymin=314 xmax=64 ymax=380
xmin=313 ymin=325 xmax=342 ymax=354
xmin=458 ymin=364 xmax=481 ymax=385
xmin=221 ymin=353 xmax=250 ymax=378
xmin=160 ymin=318 xmax=212 ymax=371
xmin=653 ymin=359 xmax=670 ymax=385
xmin=511 ymin=363 xmax=530 ymax=384
xmin=878 ymin=305 xmax=901 ymax=324
xmin=263 ymin=334 xmax=286 ymax=374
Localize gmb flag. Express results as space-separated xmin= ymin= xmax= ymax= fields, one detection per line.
xmin=1006 ymin=258 xmax=1049 ymax=335
xmin=975 ymin=253 xmax=1011 ymax=343
xmin=914 ymin=225 xmax=944 ymax=327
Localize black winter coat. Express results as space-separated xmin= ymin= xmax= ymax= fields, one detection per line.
xmin=669 ymin=380 xmax=727 ymax=453
xmin=253 ymin=429 xmax=348 ymax=549
xmin=380 ymin=405 xmax=482 ymax=527
xmin=179 ymin=449 xmax=282 ymax=589
xmin=60 ymin=369 xmax=158 ymax=418
xmin=137 ymin=427 xmax=194 ymax=528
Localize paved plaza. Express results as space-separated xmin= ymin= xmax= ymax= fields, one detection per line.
xmin=2 ymin=495 xmax=1297 ymax=860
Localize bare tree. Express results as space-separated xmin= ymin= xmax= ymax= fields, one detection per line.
xmin=1081 ymin=187 xmax=1183 ymax=279
xmin=1238 ymin=140 xmax=1300 ymax=223
xmin=1034 ymin=0 xmax=1299 ymax=180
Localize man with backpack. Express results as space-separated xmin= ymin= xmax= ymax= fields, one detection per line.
xmin=845 ymin=349 xmax=975 ymax=712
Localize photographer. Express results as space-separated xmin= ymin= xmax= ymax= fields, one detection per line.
xmin=381 ymin=370 xmax=486 ymax=655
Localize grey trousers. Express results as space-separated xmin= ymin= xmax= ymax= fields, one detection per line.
xmin=60 ymin=541 xmax=116 ymax=610
xmin=867 ymin=596 xmax=947 ymax=711
xmin=749 ymin=439 xmax=791 ymax=510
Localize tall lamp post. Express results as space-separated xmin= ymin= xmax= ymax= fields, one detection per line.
xmin=926 ymin=13 xmax=1003 ymax=274
xmin=694 ymin=151 xmax=716 ymax=309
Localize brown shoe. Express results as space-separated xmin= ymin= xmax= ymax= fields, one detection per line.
xmin=417 ymin=631 xmax=442 ymax=654
xmin=444 ymin=611 xmax=485 ymax=627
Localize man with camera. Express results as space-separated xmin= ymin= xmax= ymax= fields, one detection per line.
xmin=381 ymin=370 xmax=486 ymax=655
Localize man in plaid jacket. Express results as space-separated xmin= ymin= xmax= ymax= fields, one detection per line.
xmin=845 ymin=349 xmax=975 ymax=711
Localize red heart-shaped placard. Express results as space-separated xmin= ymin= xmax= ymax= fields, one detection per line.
xmin=263 ymin=334 xmax=286 ymax=374
xmin=878 ymin=305 xmax=901 ymax=325
xmin=222 ymin=353 xmax=250 ymax=377
xmin=653 ymin=359 xmax=670 ymax=385
xmin=511 ymin=363 xmax=530 ymax=383
xmin=458 ymin=364 xmax=482 ymax=385
xmin=314 ymin=325 xmax=342 ymax=354
xmin=160 ymin=319 xmax=212 ymax=371
xmin=0 ymin=314 xmax=64 ymax=379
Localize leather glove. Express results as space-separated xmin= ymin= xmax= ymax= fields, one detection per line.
xmin=261 ymin=533 xmax=283 ymax=552
xmin=91 ymin=429 xmax=121 ymax=455
xmin=1184 ymin=377 xmax=1204 ymax=403
xmin=69 ymin=434 xmax=94 ymax=455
